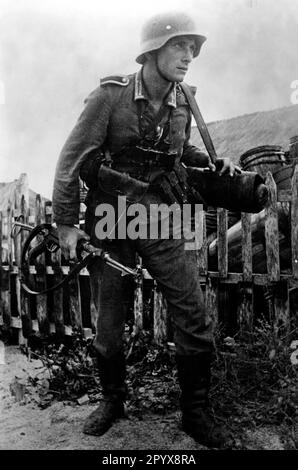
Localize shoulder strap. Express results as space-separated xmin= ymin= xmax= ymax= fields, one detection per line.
xmin=100 ymin=75 xmax=130 ymax=87
xmin=180 ymin=82 xmax=217 ymax=165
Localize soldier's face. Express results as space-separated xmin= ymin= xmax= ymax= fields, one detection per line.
xmin=156 ymin=36 xmax=196 ymax=82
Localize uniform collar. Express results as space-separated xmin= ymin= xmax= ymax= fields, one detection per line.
xmin=134 ymin=69 xmax=177 ymax=108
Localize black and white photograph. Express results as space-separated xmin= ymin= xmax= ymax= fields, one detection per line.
xmin=0 ymin=0 xmax=297 ymax=456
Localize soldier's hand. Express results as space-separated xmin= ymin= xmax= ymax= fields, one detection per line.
xmin=211 ymin=158 xmax=242 ymax=177
xmin=56 ymin=224 xmax=90 ymax=261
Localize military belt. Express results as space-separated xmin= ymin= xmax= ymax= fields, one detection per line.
xmin=112 ymin=145 xmax=177 ymax=171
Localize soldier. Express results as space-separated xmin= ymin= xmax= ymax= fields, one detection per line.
xmin=52 ymin=11 xmax=237 ymax=448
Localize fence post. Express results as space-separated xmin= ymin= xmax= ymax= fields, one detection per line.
xmin=291 ymin=165 xmax=298 ymax=279
xmin=68 ymin=274 xmax=83 ymax=334
xmin=217 ymin=208 xmax=228 ymax=278
xmin=134 ymin=256 xmax=143 ymax=331
xmin=2 ymin=202 xmax=13 ymax=329
xmin=34 ymin=194 xmax=49 ymax=335
xmin=265 ymin=172 xmax=280 ymax=282
xmin=273 ymin=280 xmax=290 ymax=334
xmin=43 ymin=201 xmax=55 ymax=335
xmin=51 ymin=243 xmax=65 ymax=341
xmin=205 ymin=276 xmax=218 ymax=326
xmin=20 ymin=194 xmax=32 ymax=340
xmin=238 ymin=212 xmax=254 ymax=332
xmin=44 ymin=202 xmax=64 ymax=340
xmin=270 ymin=164 xmax=298 ymax=334
xmin=153 ymin=282 xmax=167 ymax=345
xmin=264 ymin=171 xmax=290 ymax=332
xmin=12 ymin=185 xmax=25 ymax=344
xmin=7 ymin=201 xmax=13 ymax=265
xmin=197 ymin=212 xmax=208 ymax=276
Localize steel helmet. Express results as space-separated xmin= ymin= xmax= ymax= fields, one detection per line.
xmin=136 ymin=11 xmax=207 ymax=64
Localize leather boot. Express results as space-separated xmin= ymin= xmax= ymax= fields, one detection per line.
xmin=176 ymin=353 xmax=231 ymax=449
xmin=83 ymin=352 xmax=127 ymax=436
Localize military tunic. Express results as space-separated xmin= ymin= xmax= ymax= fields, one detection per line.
xmin=52 ymin=69 xmax=214 ymax=359
xmin=52 ymin=69 xmax=209 ymax=224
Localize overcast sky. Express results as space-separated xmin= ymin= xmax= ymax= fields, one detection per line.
xmin=0 ymin=0 xmax=298 ymax=199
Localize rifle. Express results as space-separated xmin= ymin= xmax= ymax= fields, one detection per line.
xmin=12 ymin=222 xmax=141 ymax=296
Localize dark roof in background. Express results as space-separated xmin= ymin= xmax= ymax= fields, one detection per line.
xmin=190 ymin=104 xmax=298 ymax=163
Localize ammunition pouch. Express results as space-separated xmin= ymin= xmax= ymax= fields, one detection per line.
xmin=97 ymin=165 xmax=149 ymax=203
xmin=153 ymin=164 xmax=206 ymax=206
xmin=79 ymin=151 xmax=106 ymax=189
xmin=187 ymin=168 xmax=268 ymax=213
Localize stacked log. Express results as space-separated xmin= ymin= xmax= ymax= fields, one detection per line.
xmin=207 ymin=143 xmax=295 ymax=273
xmin=208 ymin=205 xmax=291 ymax=273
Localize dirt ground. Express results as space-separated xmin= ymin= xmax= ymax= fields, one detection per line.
xmin=0 ymin=345 xmax=290 ymax=451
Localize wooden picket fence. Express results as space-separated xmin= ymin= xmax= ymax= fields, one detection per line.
xmin=0 ymin=167 xmax=298 ymax=346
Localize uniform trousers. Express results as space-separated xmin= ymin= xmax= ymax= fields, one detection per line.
xmin=86 ymin=197 xmax=214 ymax=358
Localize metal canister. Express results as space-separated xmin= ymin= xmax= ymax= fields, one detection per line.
xmin=239 ymin=145 xmax=286 ymax=179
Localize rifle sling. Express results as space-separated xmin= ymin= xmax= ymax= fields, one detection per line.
xmin=180 ymin=82 xmax=218 ymax=165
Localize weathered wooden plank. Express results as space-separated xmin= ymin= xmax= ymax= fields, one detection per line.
xmin=12 ymin=189 xmax=24 ymax=344
xmin=13 ymin=203 xmax=22 ymax=268
xmin=237 ymin=213 xmax=253 ymax=332
xmin=206 ymin=271 xmax=292 ymax=285
xmin=2 ymin=203 xmax=13 ymax=327
xmin=291 ymin=165 xmax=298 ymax=279
xmin=0 ymin=212 xmax=2 ymax=264
xmin=20 ymin=195 xmax=34 ymax=339
xmin=134 ymin=257 xmax=143 ymax=331
xmin=34 ymin=195 xmax=49 ymax=335
xmin=241 ymin=213 xmax=252 ymax=282
xmin=68 ymin=275 xmax=83 ymax=332
xmin=197 ymin=211 xmax=208 ymax=275
xmin=217 ymin=208 xmax=228 ymax=278
xmin=61 ymin=192 xmax=82 ymax=332
xmin=0 ymin=211 xmax=4 ymax=325
xmin=19 ymin=196 xmax=36 ymax=340
xmin=237 ymin=284 xmax=254 ymax=332
xmin=7 ymin=201 xmax=13 ymax=265
xmin=277 ymin=189 xmax=292 ymax=202
xmin=265 ymin=172 xmax=280 ymax=282
xmin=14 ymin=173 xmax=28 ymax=260
xmin=153 ymin=283 xmax=167 ymax=345
xmin=273 ymin=280 xmax=290 ymax=334
xmin=48 ymin=214 xmax=64 ymax=339
xmin=0 ymin=267 xmax=10 ymax=326
xmin=43 ymin=201 xmax=57 ymax=334
xmin=205 ymin=277 xmax=218 ymax=326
